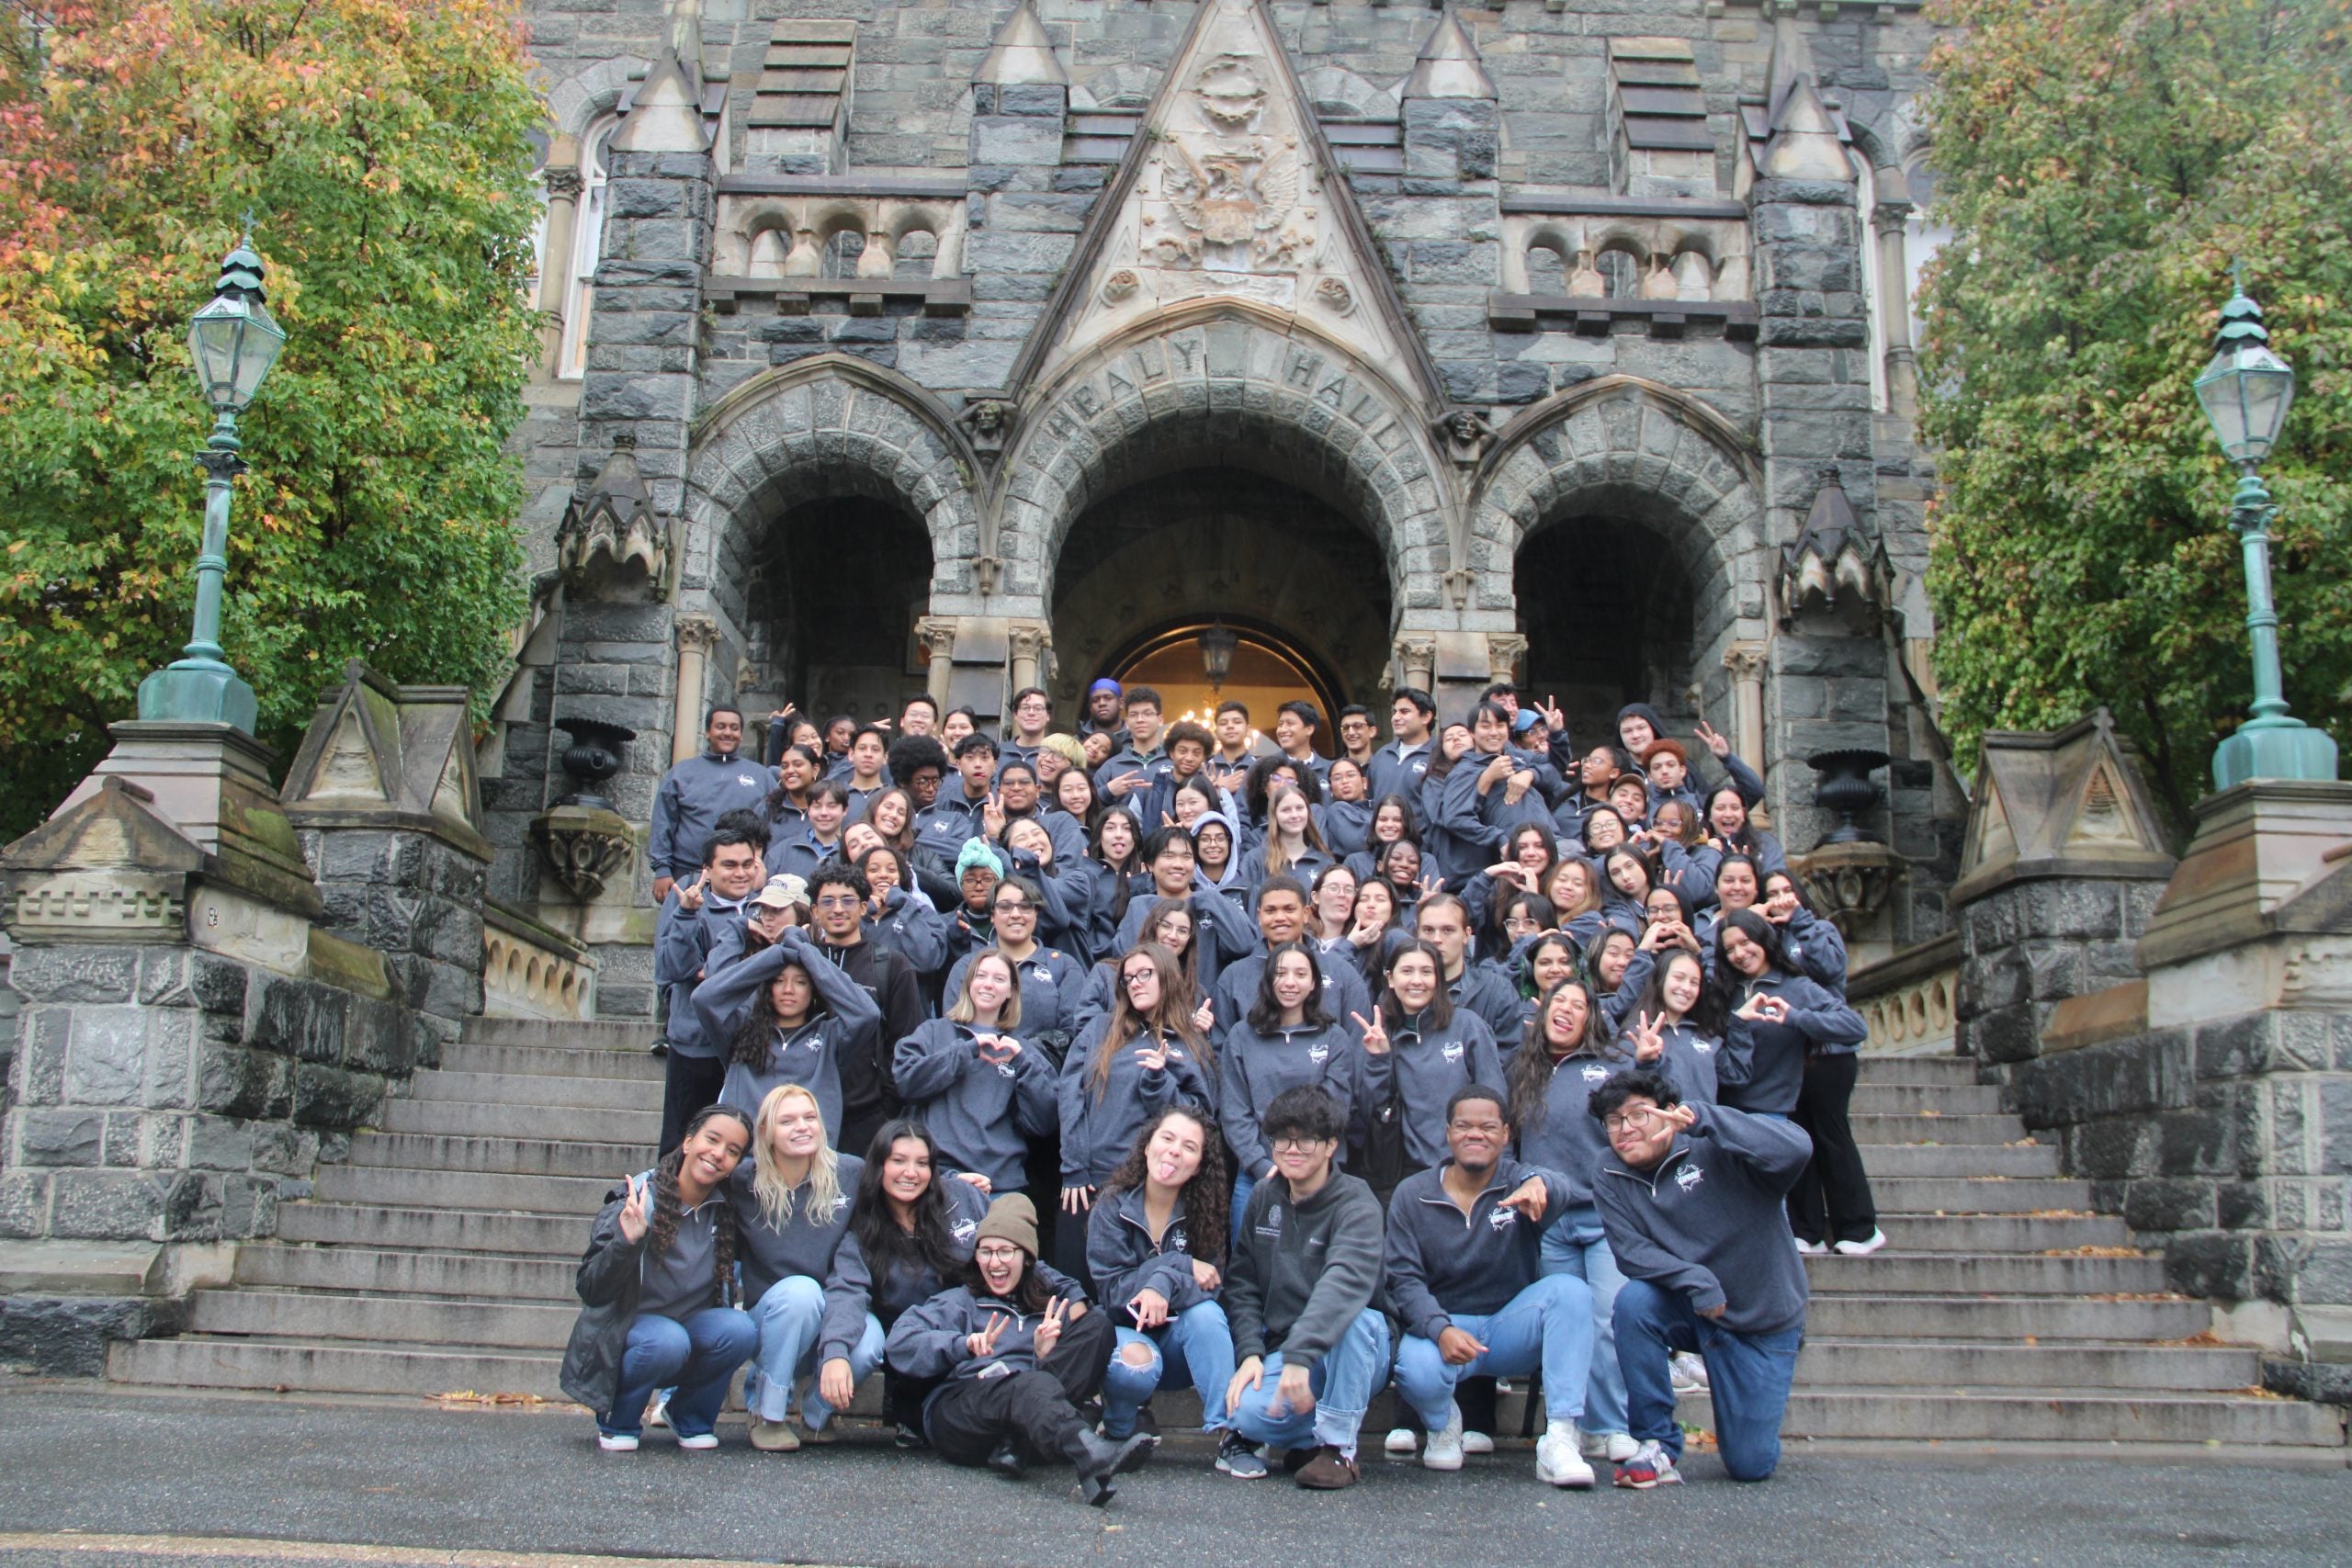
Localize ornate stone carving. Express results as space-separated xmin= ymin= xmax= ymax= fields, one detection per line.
xmin=957 ymin=397 xmax=1009 ymax=461
xmin=483 ymin=902 xmax=599 ymax=1019
xmin=1312 ymin=276 xmax=1354 ymax=315
xmin=1393 ymin=634 xmax=1438 ymax=692
xmin=529 ymin=805 xmax=637 ymax=902
xmin=1777 ymin=477 xmax=1889 ymax=629
xmin=1790 ymin=840 xmax=1906 ymax=940
xmin=541 ymin=165 xmax=583 ymax=201
xmin=915 ymin=615 xmax=958 ymax=666
xmin=1722 ymin=642 xmax=1769 ymax=684
xmin=1436 ymin=409 xmax=1495 ymax=469
xmin=1486 ymin=632 xmax=1528 ymax=685
xmin=1008 ymin=622 xmax=1052 ymax=662
xmin=559 ymin=434 xmax=673 ymax=598
xmin=675 ymin=615 xmax=719 ymax=657
xmin=1100 ymin=271 xmax=1138 ymax=304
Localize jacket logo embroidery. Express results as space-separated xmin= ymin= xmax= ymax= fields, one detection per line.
xmin=1442 ymin=1041 xmax=1464 ymax=1064
xmin=1581 ymin=1064 xmax=1609 ymax=1083
xmin=952 ymin=1219 xmax=978 ymax=1242
xmin=1307 ymin=1042 xmax=1329 ymax=1064
xmin=1692 ymin=1040 xmax=1714 ymax=1055
xmin=737 ymin=774 xmax=758 ymax=788
xmin=1487 ymin=1205 xmax=1516 ymax=1232
xmin=1675 ymin=1166 xmax=1704 ymax=1192
xmin=1255 ymin=1204 xmax=1283 ymax=1239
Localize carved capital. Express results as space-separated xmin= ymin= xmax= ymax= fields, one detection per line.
xmin=675 ymin=615 xmax=719 ymax=658
xmin=915 ymin=615 xmax=958 ymax=665
xmin=1008 ymin=621 xmax=1053 ymax=661
xmin=1722 ymin=641 xmax=1769 ymax=684
xmin=1393 ymin=634 xmax=1437 ymax=688
xmin=542 ymin=165 xmax=585 ymax=201
xmin=1872 ymin=198 xmax=1915 ymax=229
xmin=1486 ymin=632 xmax=1528 ymax=683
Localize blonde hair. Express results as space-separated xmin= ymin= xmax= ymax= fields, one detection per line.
xmin=947 ymin=949 xmax=1024 ymax=1029
xmin=1259 ymin=782 xmax=1331 ymax=875
xmin=751 ymin=1084 xmax=842 ymax=1231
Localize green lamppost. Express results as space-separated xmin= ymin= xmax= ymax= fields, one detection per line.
xmin=2192 ymin=273 xmax=2337 ymax=789
xmin=135 ymin=236 xmax=287 ymax=734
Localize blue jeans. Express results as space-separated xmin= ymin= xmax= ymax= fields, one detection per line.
xmin=1540 ymin=1208 xmax=1629 ymax=1435
xmin=1615 ymin=1278 xmax=1802 ymax=1482
xmin=1101 ymin=1301 xmax=1237 ymax=1438
xmin=1229 ymin=1173 xmax=1260 ymax=1245
xmin=1227 ymin=1308 xmax=1391 ymax=1459
xmin=1393 ymin=1274 xmax=1592 ymax=1430
xmin=749 ymin=1276 xmax=885 ymax=1427
xmin=602 ymin=1307 xmax=758 ymax=1439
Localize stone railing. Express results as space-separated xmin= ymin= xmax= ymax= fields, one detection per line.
xmin=1497 ymin=197 xmax=1752 ymax=300
xmin=1848 ymin=931 xmax=1960 ymax=1056
xmin=707 ymin=175 xmax=971 ymax=315
xmin=482 ymin=898 xmax=597 ymax=1021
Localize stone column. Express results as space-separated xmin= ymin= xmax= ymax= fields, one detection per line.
xmin=537 ymin=163 xmax=583 ymax=367
xmin=1723 ymin=641 xmax=1768 ymax=770
xmin=916 ymin=616 xmax=957 ymax=711
xmin=1393 ymin=635 xmax=1437 ymax=696
xmin=1008 ymin=621 xmax=1051 ymax=695
xmin=1873 ymin=198 xmax=1919 ymax=423
xmin=669 ymin=615 xmax=717 ymax=765
xmin=1486 ymin=632 xmax=1527 ymax=692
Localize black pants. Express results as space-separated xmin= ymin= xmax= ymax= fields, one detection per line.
xmin=1049 ymin=1188 xmax=1098 ymax=1299
xmin=659 ymin=1052 xmax=729 ymax=1156
xmin=925 ymin=1303 xmax=1114 ymax=1467
xmin=1789 ymin=1052 xmax=1876 ymax=1244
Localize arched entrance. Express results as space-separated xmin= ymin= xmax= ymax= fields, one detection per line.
xmin=1105 ymin=618 xmax=1345 ymax=742
xmin=734 ymin=492 xmax=933 ymax=730
xmin=1516 ymin=515 xmax=1698 ymax=746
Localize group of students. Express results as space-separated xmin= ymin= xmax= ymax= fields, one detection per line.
xmin=588 ymin=678 xmax=1880 ymax=1496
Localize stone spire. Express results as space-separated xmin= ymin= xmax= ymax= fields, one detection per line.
xmin=1759 ymin=16 xmax=1850 ymax=182
xmin=615 ymin=0 xmax=707 ymax=153
xmin=974 ymin=1 xmax=1067 ymax=88
xmin=1405 ymin=8 xmax=1497 ymax=100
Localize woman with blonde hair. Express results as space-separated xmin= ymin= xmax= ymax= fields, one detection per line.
xmin=730 ymin=1083 xmax=865 ymax=1450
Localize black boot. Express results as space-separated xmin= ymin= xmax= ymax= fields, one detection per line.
xmin=987 ymin=1438 xmax=1025 ymax=1481
xmin=1070 ymin=1429 xmax=1156 ymax=1506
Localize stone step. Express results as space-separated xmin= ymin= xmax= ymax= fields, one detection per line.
xmin=277 ymin=1202 xmax=585 ymax=1257
xmin=459 ymin=1018 xmax=659 ymax=1051
xmin=1687 ymin=1387 xmax=2344 ymax=1447
xmin=1804 ymin=1293 xmax=2210 ymax=1341
xmin=437 ymin=1042 xmax=668 ymax=1082
xmin=1794 ymin=1339 xmax=2263 ymax=1391
xmin=1853 ymin=1143 xmax=2059 ymax=1178
xmin=187 ymin=1289 xmax=576 ymax=1351
xmin=1849 ymin=1113 xmax=2027 ymax=1145
xmin=109 ymin=1335 xmax=566 ymax=1401
xmin=1800 ymin=1250 xmax=2167 ymax=1297
xmin=1878 ymin=1213 xmax=2131 ymax=1252
xmin=234 ymin=1243 xmax=579 ymax=1302
xmin=1849 ymin=1085 xmax=2003 ymax=1115
xmin=311 ymin=1165 xmax=613 ymax=1216
xmin=1853 ymin=1056 xmax=1982 ymax=1084
xmin=348 ymin=1132 xmax=654 ymax=1179
xmin=379 ymin=1100 xmax=662 ymax=1144
xmin=1869 ymin=1176 xmax=2095 ymax=1213
xmin=402 ymin=1070 xmax=655 ymax=1112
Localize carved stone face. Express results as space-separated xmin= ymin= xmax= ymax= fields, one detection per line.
xmin=971 ymin=400 xmax=1003 ymax=433
xmin=1452 ymin=412 xmax=1481 ymax=444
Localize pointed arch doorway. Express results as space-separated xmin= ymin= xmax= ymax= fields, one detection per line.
xmin=1103 ymin=617 xmax=1346 ymax=747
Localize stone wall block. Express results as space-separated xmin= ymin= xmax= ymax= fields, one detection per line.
xmin=11 ymin=949 xmax=137 ymax=1004
xmin=137 ymin=950 xmax=247 ymax=1014
xmin=2164 ymin=1232 xmax=2255 ymax=1301
xmin=14 ymin=1110 xmax=103 ymax=1167
xmin=291 ymin=1063 xmax=383 ymax=1130
xmin=64 ymin=1009 xmax=149 ymax=1107
xmin=244 ymin=975 xmax=349 ymax=1066
xmin=2123 ymin=1176 xmax=2215 ymax=1233
xmin=15 ymin=1010 xmax=67 ymax=1106
xmin=195 ymin=1043 xmax=289 ymax=1122
xmin=47 ymin=1168 xmax=166 ymax=1240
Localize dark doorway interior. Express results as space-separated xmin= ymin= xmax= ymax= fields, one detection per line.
xmin=1516 ymin=516 xmax=1697 ymax=749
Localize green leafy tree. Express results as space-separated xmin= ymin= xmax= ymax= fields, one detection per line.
xmin=1918 ymin=0 xmax=2352 ymax=828
xmin=0 ymin=0 xmax=539 ymax=837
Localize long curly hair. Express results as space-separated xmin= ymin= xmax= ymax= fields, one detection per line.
xmin=649 ymin=1104 xmax=752 ymax=1307
xmin=1096 ymin=1102 xmax=1230 ymax=1269
xmin=848 ymin=1119 xmax=965 ymax=1289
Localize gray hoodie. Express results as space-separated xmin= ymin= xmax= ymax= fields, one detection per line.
xmin=1226 ymin=1171 xmax=1387 ymax=1369
xmin=1384 ymin=1156 xmax=1575 ymax=1341
xmin=648 ymin=749 xmax=775 ymax=881
xmin=891 ymin=1019 xmax=1058 ymax=1190
xmin=729 ymin=1153 xmax=863 ymax=1304
xmin=692 ymin=933 xmax=884 ymax=1140
xmin=1596 ymin=1100 xmax=1814 ymax=1337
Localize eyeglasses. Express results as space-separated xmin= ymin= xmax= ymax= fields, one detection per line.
xmin=1271 ymin=1136 xmax=1329 ymax=1154
xmin=1603 ymin=1108 xmax=1662 ymax=1134
xmin=1121 ymin=971 xmax=1157 ymax=988
xmin=972 ymin=1246 xmax=1024 ymax=1263
xmin=992 ymin=901 xmax=1033 ymax=916
xmin=814 ymin=895 xmax=862 ymax=910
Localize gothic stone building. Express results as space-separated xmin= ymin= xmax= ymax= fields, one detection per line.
xmin=498 ymin=0 xmax=1964 ymax=1017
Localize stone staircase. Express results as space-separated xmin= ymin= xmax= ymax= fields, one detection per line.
xmin=110 ymin=1027 xmax=2349 ymax=1452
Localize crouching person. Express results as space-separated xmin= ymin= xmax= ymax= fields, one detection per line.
xmin=885 ymin=1194 xmax=1155 ymax=1505
xmin=1591 ymin=1069 xmax=1811 ymax=1487
xmin=562 ymin=1105 xmax=759 ymax=1451
xmin=1221 ymin=1086 xmax=1390 ymax=1489
xmin=731 ymin=1085 xmax=860 ymax=1450
xmin=1087 ymin=1105 xmax=1236 ymax=1450
xmin=1385 ymin=1086 xmax=1595 ymax=1488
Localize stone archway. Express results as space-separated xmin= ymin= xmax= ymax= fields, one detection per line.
xmin=989 ymin=305 xmax=1455 ymax=621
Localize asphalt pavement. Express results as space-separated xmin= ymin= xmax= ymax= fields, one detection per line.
xmin=0 ymin=1385 xmax=2344 ymax=1568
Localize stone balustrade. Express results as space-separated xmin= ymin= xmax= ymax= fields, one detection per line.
xmin=481 ymin=901 xmax=597 ymax=1021
xmin=1849 ymin=930 xmax=1960 ymax=1056
xmin=707 ymin=179 xmax=970 ymax=316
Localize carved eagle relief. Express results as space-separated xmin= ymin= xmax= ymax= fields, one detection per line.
xmin=1162 ymin=141 xmax=1301 ymax=252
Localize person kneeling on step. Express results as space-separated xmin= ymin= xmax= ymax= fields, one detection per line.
xmin=562 ymin=1105 xmax=760 ymax=1452
xmin=1221 ymin=1085 xmax=1390 ymax=1489
xmin=1591 ymin=1069 xmax=1811 ymax=1488
xmin=1385 ymin=1085 xmax=1595 ymax=1488
xmin=884 ymin=1194 xmax=1155 ymax=1506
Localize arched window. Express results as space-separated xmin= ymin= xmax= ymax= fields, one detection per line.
xmin=1854 ymin=154 xmax=1890 ymax=413
xmin=559 ymin=116 xmax=618 ymax=382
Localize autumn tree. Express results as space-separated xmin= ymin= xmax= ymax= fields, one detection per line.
xmin=1918 ymin=0 xmax=2352 ymax=827
xmin=0 ymin=0 xmax=540 ymax=836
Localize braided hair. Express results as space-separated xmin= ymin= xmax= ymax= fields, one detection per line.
xmin=647 ymin=1104 xmax=752 ymax=1308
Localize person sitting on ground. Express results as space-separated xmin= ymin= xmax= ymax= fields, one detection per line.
xmin=885 ymin=1194 xmax=1153 ymax=1506
xmin=1219 ymin=1085 xmax=1391 ymax=1490
xmin=561 ymin=1105 xmax=758 ymax=1452
xmin=1385 ymin=1085 xmax=1595 ymax=1488
xmin=1087 ymin=1105 xmax=1237 ymax=1454
xmin=730 ymin=1085 xmax=862 ymax=1451
xmin=1590 ymin=1069 xmax=1812 ymax=1489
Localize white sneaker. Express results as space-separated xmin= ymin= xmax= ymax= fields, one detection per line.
xmin=1834 ymin=1227 xmax=1888 ymax=1257
xmin=1461 ymin=1431 xmax=1494 ymax=1456
xmin=644 ymin=1392 xmax=671 ymax=1429
xmin=1792 ymin=1236 xmax=1827 ymax=1255
xmin=1420 ymin=1403 xmax=1465 ymax=1472
xmin=1577 ymin=1427 xmax=1640 ymax=1462
xmin=1670 ymin=1352 xmax=1710 ymax=1393
xmin=675 ymin=1430 xmax=718 ymax=1450
xmin=1383 ymin=1427 xmax=1419 ymax=1455
xmin=596 ymin=1431 xmax=639 ymax=1452
xmin=1536 ymin=1425 xmax=1596 ymax=1489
